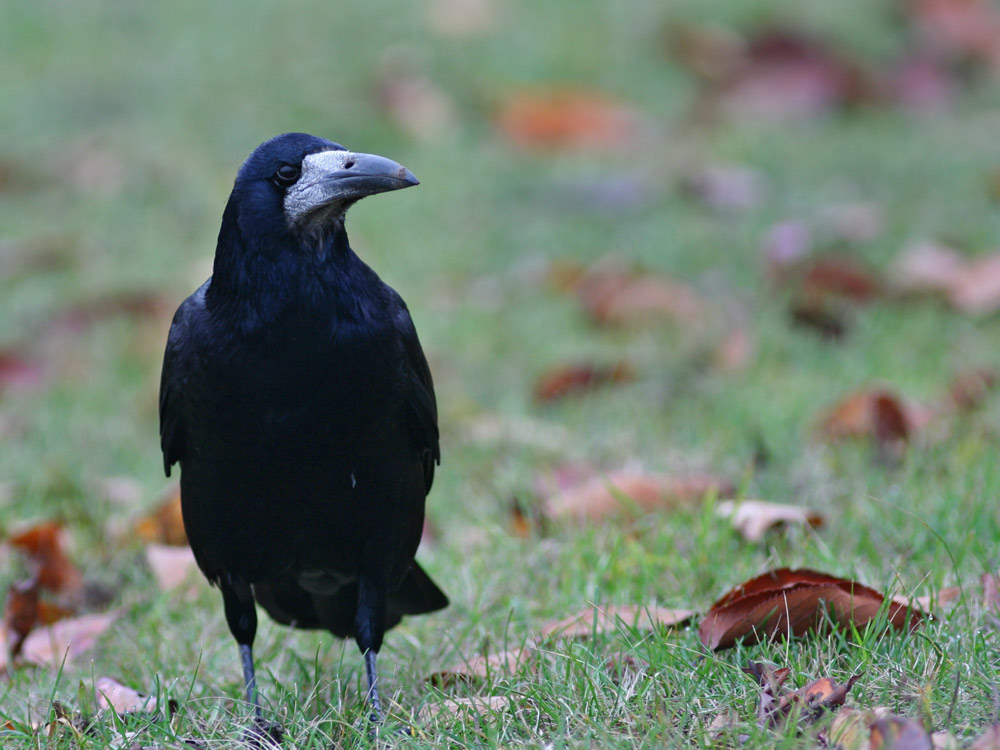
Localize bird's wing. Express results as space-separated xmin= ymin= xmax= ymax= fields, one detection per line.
xmin=395 ymin=299 xmax=440 ymax=492
xmin=159 ymin=281 xmax=210 ymax=476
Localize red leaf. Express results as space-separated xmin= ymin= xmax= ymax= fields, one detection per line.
xmin=699 ymin=568 xmax=922 ymax=650
xmin=496 ymin=88 xmax=642 ymax=150
xmin=8 ymin=522 xmax=83 ymax=595
xmin=533 ymin=361 xmax=634 ymax=403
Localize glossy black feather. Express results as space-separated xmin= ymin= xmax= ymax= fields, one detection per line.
xmin=158 ymin=134 xmax=446 ymax=708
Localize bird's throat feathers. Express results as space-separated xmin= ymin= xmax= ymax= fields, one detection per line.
xmin=206 ymin=198 xmax=377 ymax=332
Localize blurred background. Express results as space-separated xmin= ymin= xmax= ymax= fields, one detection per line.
xmin=3 ymin=0 xmax=1000 ymax=739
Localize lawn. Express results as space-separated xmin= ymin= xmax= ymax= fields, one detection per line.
xmin=2 ymin=0 xmax=1000 ymax=747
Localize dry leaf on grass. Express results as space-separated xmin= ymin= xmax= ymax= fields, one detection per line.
xmin=495 ymin=88 xmax=642 ymax=150
xmin=869 ymin=715 xmax=933 ymax=749
xmin=541 ymin=604 xmax=694 ymax=639
xmin=95 ymin=676 xmax=166 ymax=715
xmin=542 ymin=471 xmax=732 ymax=523
xmin=576 ymin=267 xmax=705 ymax=328
xmin=135 ymin=485 xmax=187 ymax=546
xmin=699 ymin=568 xmax=922 ymax=651
xmin=716 ymin=500 xmax=823 ymax=542
xmin=891 ymin=586 xmax=961 ymax=615
xmin=971 ymin=724 xmax=1000 ymax=750
xmin=145 ymin=544 xmax=199 ymax=592
xmin=745 ymin=661 xmax=860 ymax=728
xmin=4 ymin=577 xmax=39 ymax=659
xmin=818 ymin=388 xmax=922 ymax=444
xmin=533 ymin=361 xmax=634 ymax=403
xmin=430 ymin=644 xmax=537 ymax=686
xmin=890 ymin=243 xmax=1000 ymax=314
xmin=422 ymin=695 xmax=514 ymax=720
xmin=16 ymin=611 xmax=117 ymax=669
xmin=7 ymin=521 xmax=83 ymax=595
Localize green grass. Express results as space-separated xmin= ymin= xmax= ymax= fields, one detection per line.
xmin=3 ymin=0 xmax=1000 ymax=747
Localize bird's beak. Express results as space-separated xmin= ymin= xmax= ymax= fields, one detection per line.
xmin=285 ymin=150 xmax=418 ymax=227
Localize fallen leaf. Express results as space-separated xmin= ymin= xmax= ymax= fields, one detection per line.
xmin=542 ymin=471 xmax=732 ymax=523
xmin=826 ymin=706 xmax=896 ymax=750
xmin=971 ymin=724 xmax=1000 ymax=750
xmin=4 ymin=578 xmax=39 ymax=659
xmin=422 ymin=695 xmax=513 ymax=719
xmin=869 ymin=715 xmax=933 ymax=750
xmin=715 ymin=500 xmax=823 ymax=542
xmin=889 ymin=241 xmax=966 ymax=297
xmin=430 ymin=644 xmax=537 ymax=686
xmin=95 ymin=676 xmax=160 ymax=715
xmin=495 ymin=88 xmax=642 ymax=150
xmin=0 ymin=350 xmax=47 ymax=393
xmin=771 ymin=674 xmax=861 ymax=726
xmin=532 ymin=361 xmax=634 ymax=403
xmin=790 ymin=299 xmax=848 ymax=340
xmin=743 ymin=661 xmax=792 ymax=726
xmin=46 ymin=290 xmax=172 ymax=336
xmin=135 ymin=485 xmax=187 ymax=546
xmin=891 ymin=586 xmax=962 ymax=614
xmin=145 ymin=544 xmax=199 ymax=592
xmin=699 ymin=568 xmax=922 ymax=651
xmin=541 ymin=604 xmax=694 ymax=639
xmin=576 ymin=266 xmax=705 ymax=327
xmin=7 ymin=521 xmax=83 ymax=595
xmin=818 ymin=388 xmax=927 ymax=452
xmin=18 ymin=611 xmax=117 ymax=668
xmin=800 ymin=256 xmax=881 ymax=303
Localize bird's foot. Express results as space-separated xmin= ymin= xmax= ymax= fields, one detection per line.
xmin=243 ymin=716 xmax=284 ymax=748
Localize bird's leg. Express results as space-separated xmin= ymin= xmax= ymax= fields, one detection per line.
xmin=355 ymin=568 xmax=389 ymax=724
xmin=364 ymin=648 xmax=382 ymax=723
xmin=220 ymin=576 xmax=261 ymax=718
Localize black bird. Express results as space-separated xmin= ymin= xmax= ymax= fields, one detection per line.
xmin=159 ymin=133 xmax=447 ymax=723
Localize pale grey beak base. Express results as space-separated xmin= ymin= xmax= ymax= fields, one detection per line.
xmin=284 ymin=150 xmax=419 ymax=227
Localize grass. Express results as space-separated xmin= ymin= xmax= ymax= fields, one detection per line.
xmin=3 ymin=0 xmax=1000 ymax=747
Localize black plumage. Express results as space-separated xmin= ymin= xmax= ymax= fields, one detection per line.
xmin=159 ymin=133 xmax=446 ymax=722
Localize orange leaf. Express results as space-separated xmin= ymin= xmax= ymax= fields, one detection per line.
xmin=495 ymin=88 xmax=641 ymax=150
xmin=819 ymin=388 xmax=921 ymax=444
xmin=8 ymin=522 xmax=83 ymax=595
xmin=135 ymin=485 xmax=187 ymax=546
xmin=532 ymin=361 xmax=633 ymax=403
xmin=541 ymin=604 xmax=694 ymax=639
xmin=699 ymin=568 xmax=922 ymax=651
xmin=542 ymin=471 xmax=732 ymax=523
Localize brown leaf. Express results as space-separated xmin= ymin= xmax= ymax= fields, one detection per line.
xmin=744 ymin=661 xmax=792 ymax=726
xmin=715 ymin=500 xmax=824 ymax=542
xmin=135 ymin=485 xmax=187 ymax=546
xmin=145 ymin=544 xmax=199 ymax=592
xmin=430 ymin=644 xmax=537 ymax=686
xmin=771 ymin=674 xmax=861 ymax=726
xmin=4 ymin=578 xmax=39 ymax=659
xmin=495 ymin=88 xmax=642 ymax=151
xmin=0 ymin=350 xmax=47 ymax=393
xmin=18 ymin=611 xmax=117 ymax=668
xmin=541 ymin=604 xmax=694 ymax=639
xmin=790 ymin=299 xmax=848 ymax=340
xmin=7 ymin=521 xmax=83 ymax=595
xmin=716 ymin=28 xmax=876 ymax=121
xmin=891 ymin=586 xmax=962 ymax=615
xmin=542 ymin=471 xmax=732 ymax=523
xmin=971 ymin=724 xmax=1000 ymax=750
xmin=819 ymin=388 xmax=924 ymax=450
xmin=576 ymin=267 xmax=705 ymax=327
xmin=95 ymin=676 xmax=160 ymax=715
xmin=699 ymin=568 xmax=922 ymax=651
xmin=532 ymin=361 xmax=634 ymax=403
xmin=869 ymin=715 xmax=933 ymax=750
xmin=800 ymin=256 xmax=882 ymax=303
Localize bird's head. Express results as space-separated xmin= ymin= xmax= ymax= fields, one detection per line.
xmin=226 ymin=132 xmax=419 ymax=248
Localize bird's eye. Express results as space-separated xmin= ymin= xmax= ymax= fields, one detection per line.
xmin=272 ymin=164 xmax=300 ymax=188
